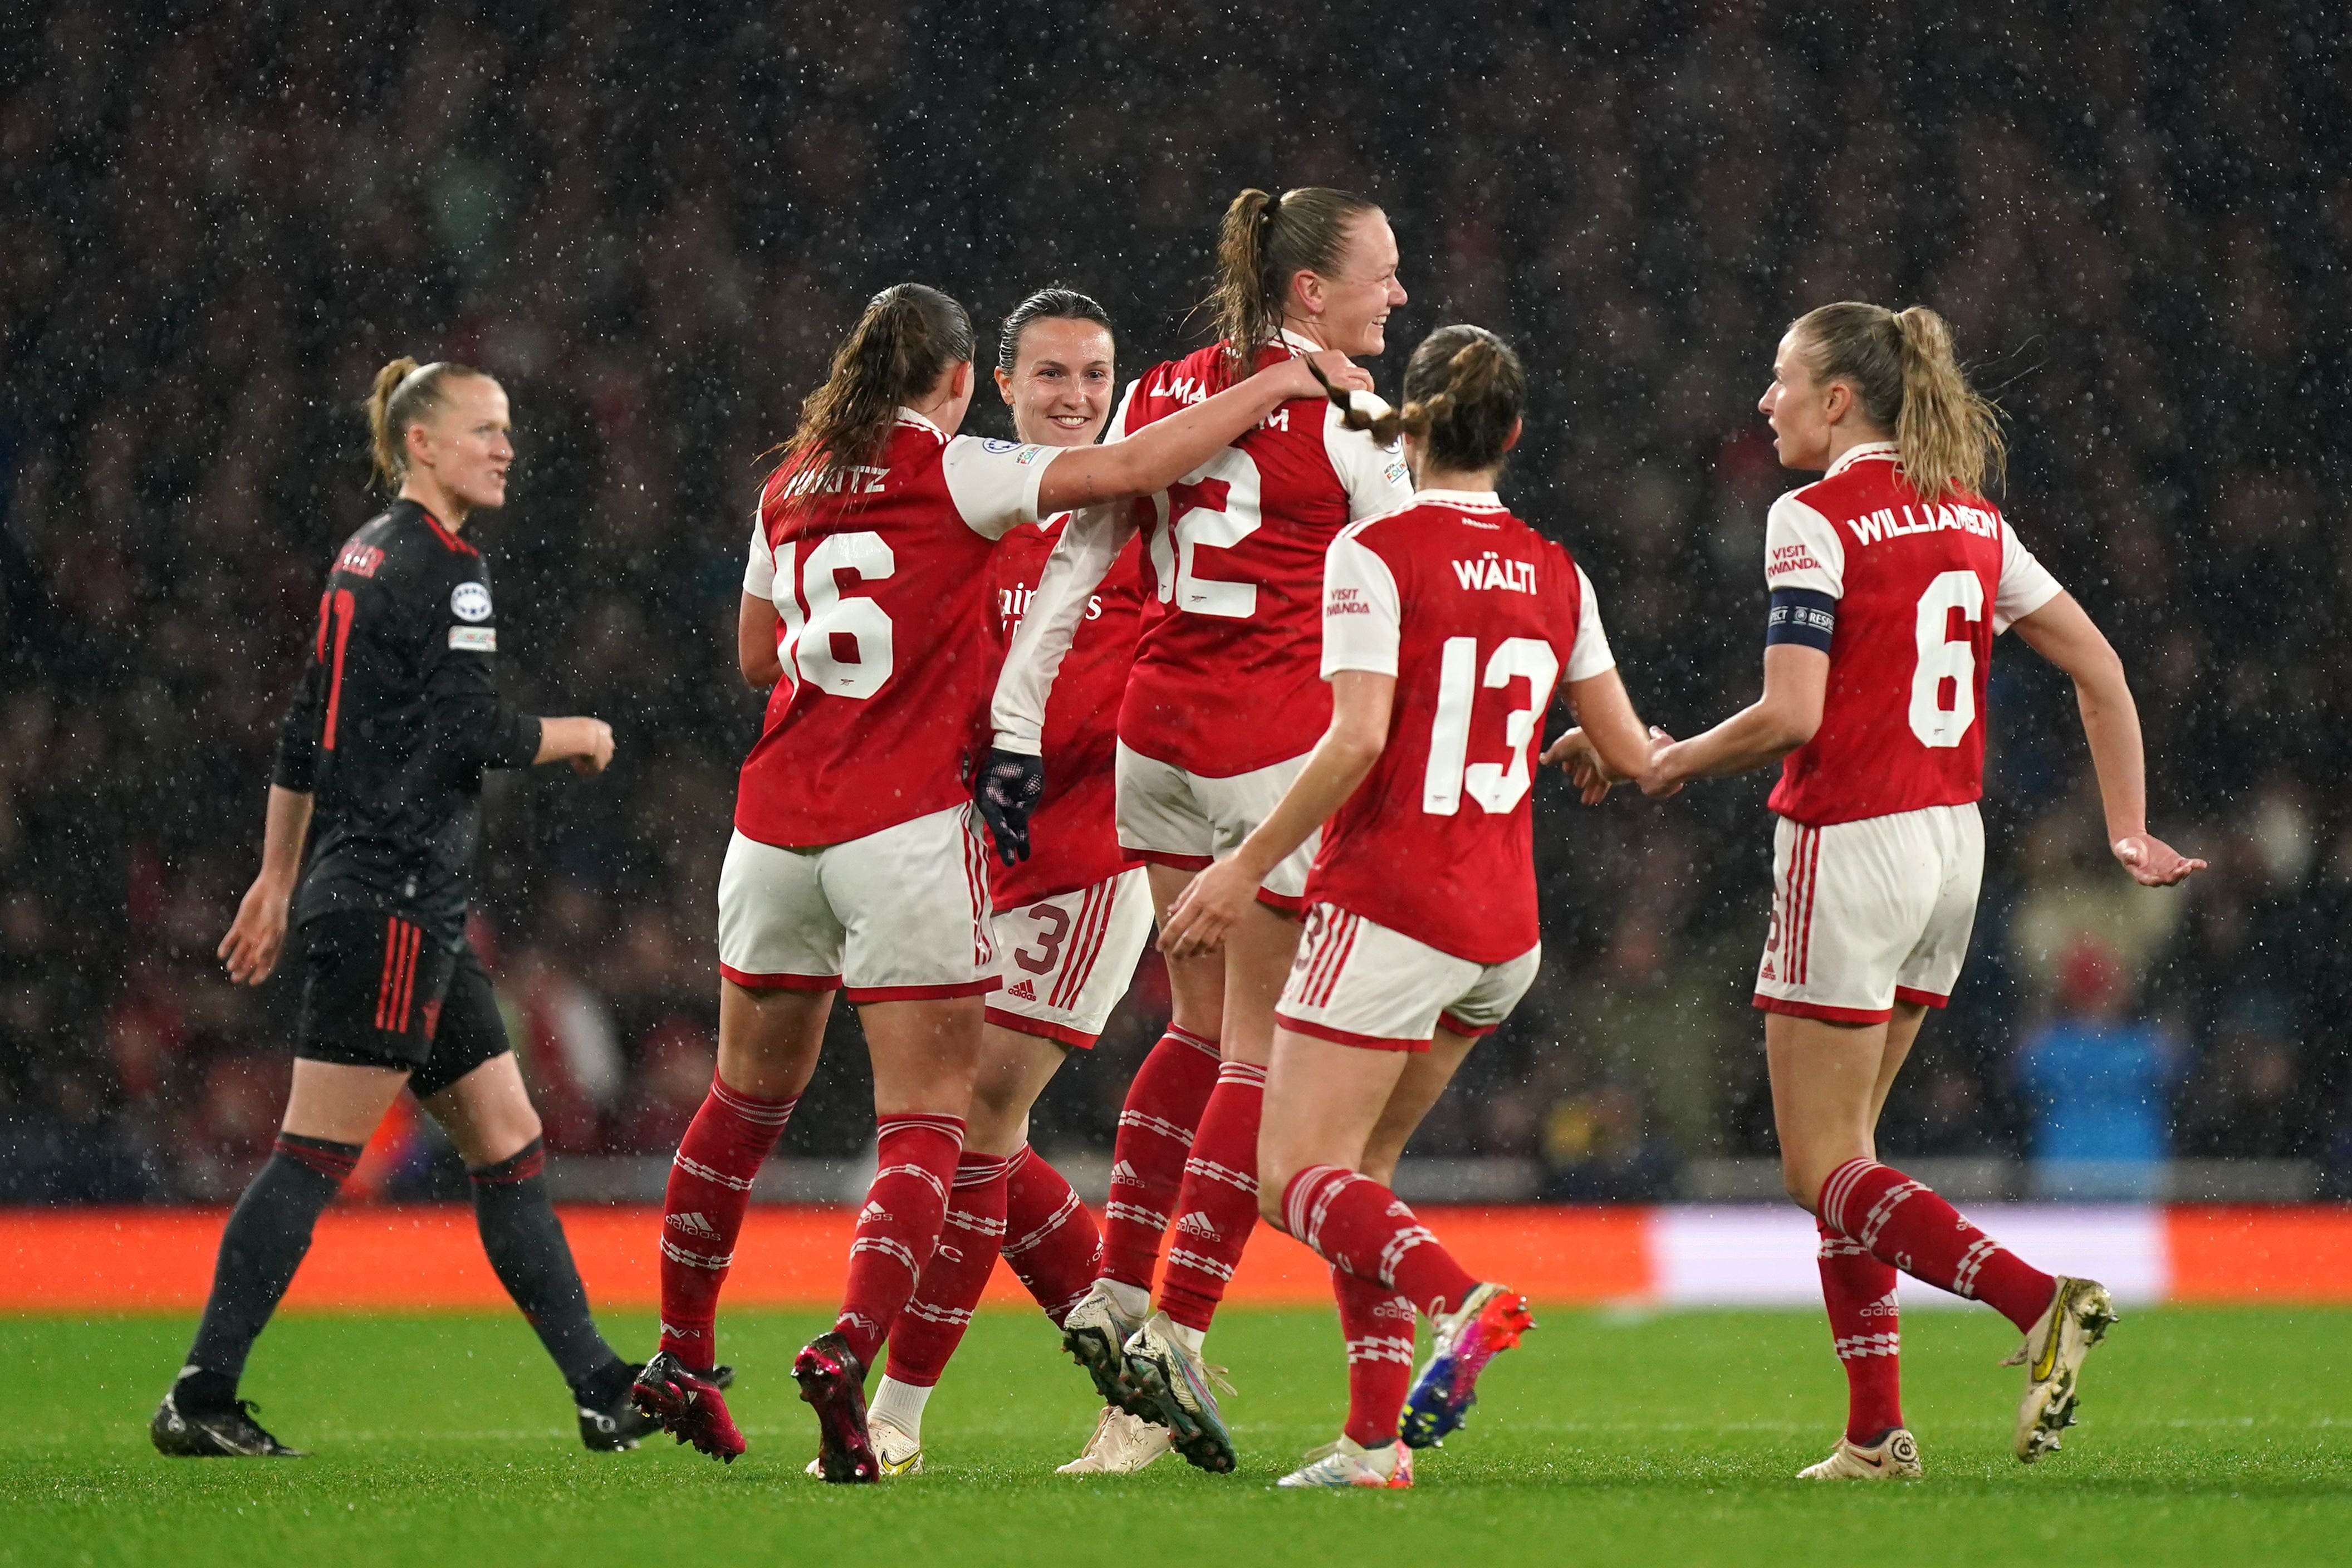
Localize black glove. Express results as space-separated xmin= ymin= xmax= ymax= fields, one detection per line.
xmin=973 ymin=748 xmax=1046 ymax=866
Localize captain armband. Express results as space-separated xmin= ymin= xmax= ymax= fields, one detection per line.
xmin=1765 ymin=588 xmax=1837 ymax=652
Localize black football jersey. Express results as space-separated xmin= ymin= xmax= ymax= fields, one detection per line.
xmin=272 ymin=500 xmax=541 ymax=948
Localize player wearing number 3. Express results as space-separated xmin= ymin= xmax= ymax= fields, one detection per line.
xmin=1160 ymin=326 xmax=1654 ymax=1487
xmin=631 ymin=283 xmax=1373 ymax=1481
xmin=1576 ymin=302 xmax=2205 ymax=1481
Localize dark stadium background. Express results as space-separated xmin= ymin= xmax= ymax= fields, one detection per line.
xmin=2 ymin=1 xmax=2345 ymax=1204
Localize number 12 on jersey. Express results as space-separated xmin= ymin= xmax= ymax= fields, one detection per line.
xmin=1423 ymin=635 xmax=1560 ymax=816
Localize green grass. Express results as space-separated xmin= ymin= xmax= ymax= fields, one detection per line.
xmin=2 ymin=1306 xmax=2346 ymax=1567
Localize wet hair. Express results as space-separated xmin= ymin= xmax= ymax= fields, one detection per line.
xmin=775 ymin=283 xmax=974 ymax=484
xmin=365 ymin=359 xmax=490 ymax=491
xmin=1335 ymin=325 xmax=1525 ymax=473
xmin=1204 ymin=186 xmax=1381 ymax=389
xmin=996 ymin=287 xmax=1115 ymax=374
xmin=1791 ymin=301 xmax=2007 ymax=502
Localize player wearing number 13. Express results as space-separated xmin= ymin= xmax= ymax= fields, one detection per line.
xmin=1620 ymin=302 xmax=2206 ymax=1481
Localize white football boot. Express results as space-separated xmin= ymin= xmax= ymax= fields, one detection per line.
xmin=1121 ymin=1312 xmax=1238 ymax=1473
xmin=1060 ymin=1281 xmax=1149 ymax=1414
xmin=1055 ymin=1405 xmax=1175 ymax=1474
xmin=2007 ymin=1276 xmax=2119 ymax=1463
xmin=1797 ymin=1427 xmax=1922 ymax=1480
xmin=1276 ymin=1436 xmax=1414 ymax=1489
xmin=803 ymin=1415 xmax=921 ymax=1477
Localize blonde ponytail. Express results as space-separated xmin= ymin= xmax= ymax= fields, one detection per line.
xmin=363 ymin=357 xmax=485 ymax=492
xmin=1892 ymin=306 xmax=2007 ymax=504
xmin=1792 ymin=301 xmax=2005 ymax=503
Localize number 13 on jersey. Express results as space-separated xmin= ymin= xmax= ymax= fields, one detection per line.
xmin=1424 ymin=635 xmax=1559 ymax=816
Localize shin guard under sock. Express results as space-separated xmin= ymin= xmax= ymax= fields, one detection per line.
xmin=1280 ymin=1164 xmax=1479 ymax=1320
xmin=1817 ymin=1158 xmax=2057 ymax=1333
xmin=1000 ymin=1144 xmax=1101 ymax=1325
xmin=657 ymin=1079 xmax=797 ymax=1365
xmin=1155 ymin=1060 xmax=1265 ymax=1332
xmin=1817 ymin=1216 xmax=1903 ymax=1444
xmin=835 ymin=1114 xmax=965 ymax=1368
xmin=470 ymin=1136 xmax=624 ymax=1404
xmin=884 ymin=1151 xmax=1012 ymax=1388
xmin=183 ymin=1134 xmax=361 ymax=1399
xmin=1100 ymin=1026 xmax=1220 ymax=1293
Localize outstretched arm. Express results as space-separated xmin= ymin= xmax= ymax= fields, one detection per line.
xmin=1032 ymin=351 xmax=1370 ymax=514
xmin=1539 ymin=667 xmax=1657 ymax=803
xmin=1158 ymin=670 xmax=1394 ymax=958
xmin=1645 ymin=644 xmax=1829 ymax=793
xmin=2010 ymin=591 xmax=2204 ymax=886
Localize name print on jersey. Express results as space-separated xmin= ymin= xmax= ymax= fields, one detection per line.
xmin=336 ymin=541 xmax=384 ymax=579
xmin=1844 ymin=501 xmax=2002 ymax=548
xmin=781 ymin=463 xmax=890 ymax=500
xmin=1001 ymin=584 xmax=1105 ymax=623
xmin=1451 ymin=553 xmax=1539 ymax=595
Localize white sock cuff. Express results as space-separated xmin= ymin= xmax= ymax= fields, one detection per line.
xmin=868 ymin=1375 xmax=933 ymax=1441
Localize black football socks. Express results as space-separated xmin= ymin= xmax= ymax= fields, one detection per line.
xmin=468 ymin=1138 xmax=630 ymax=1407
xmin=180 ymin=1133 xmax=364 ymax=1409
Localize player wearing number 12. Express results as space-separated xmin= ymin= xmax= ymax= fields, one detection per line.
xmin=988 ymin=188 xmax=1412 ymax=1472
xmin=1618 ymin=302 xmax=2206 ymax=1481
xmin=634 ymin=283 xmax=1374 ymax=1482
xmin=1161 ymin=326 xmax=1656 ymax=1487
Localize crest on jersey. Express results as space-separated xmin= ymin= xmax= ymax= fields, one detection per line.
xmin=450 ymin=581 xmax=493 ymax=622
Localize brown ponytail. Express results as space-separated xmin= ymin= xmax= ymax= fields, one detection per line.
xmin=1791 ymin=301 xmax=2007 ymax=503
xmin=1203 ymin=186 xmax=1380 ymax=389
xmin=774 ymin=283 xmax=974 ymax=488
xmin=1334 ymin=325 xmax=1525 ymax=473
xmin=364 ymin=357 xmax=487 ymax=492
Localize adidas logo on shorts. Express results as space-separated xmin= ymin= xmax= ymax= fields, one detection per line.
xmin=1175 ymin=1211 xmax=1219 ymax=1240
xmin=1006 ymin=979 xmax=1038 ymax=1001
xmin=667 ymin=1212 xmax=723 ymax=1238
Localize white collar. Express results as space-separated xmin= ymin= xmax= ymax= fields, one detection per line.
xmin=1415 ymin=487 xmax=1506 ymax=511
xmin=1826 ymin=440 xmax=1898 ymax=477
xmin=1275 ymin=327 xmax=1324 ymax=354
xmin=895 ymin=405 xmax=944 ymax=438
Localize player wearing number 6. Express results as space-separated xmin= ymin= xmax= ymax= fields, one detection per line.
xmin=631 ymin=283 xmax=1372 ymax=1482
xmin=1159 ymin=325 xmax=1655 ymax=1487
xmin=1593 ymin=302 xmax=2206 ymax=1481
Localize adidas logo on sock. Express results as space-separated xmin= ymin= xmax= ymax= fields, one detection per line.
xmin=857 ymin=1202 xmax=893 ymax=1226
xmin=1109 ymin=1160 xmax=1143 ymax=1187
xmin=1176 ymin=1211 xmax=1219 ymax=1239
xmin=1006 ymin=978 xmax=1038 ymax=1000
xmin=667 ymin=1212 xmax=723 ymax=1238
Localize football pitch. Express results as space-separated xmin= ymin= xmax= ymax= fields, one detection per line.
xmin=4 ymin=1306 xmax=2345 ymax=1568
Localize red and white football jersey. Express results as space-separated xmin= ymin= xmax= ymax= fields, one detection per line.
xmin=987 ymin=512 xmax=1145 ymax=903
xmin=1305 ymin=491 xmax=1615 ymax=964
xmin=1114 ymin=333 xmax=1411 ymax=777
xmin=736 ymin=410 xmax=1062 ymax=847
xmin=1763 ymin=442 xmax=2061 ymax=826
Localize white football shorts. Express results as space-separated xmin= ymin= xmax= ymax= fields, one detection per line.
xmin=1115 ymin=743 xmax=1320 ymax=913
xmin=1753 ymin=801 xmax=1983 ymax=1024
xmin=984 ymin=868 xmax=1153 ymax=1049
xmin=1275 ymin=903 xmax=1540 ymax=1052
xmin=717 ymin=803 xmax=997 ymax=1002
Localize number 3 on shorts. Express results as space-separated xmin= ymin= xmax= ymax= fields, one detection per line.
xmin=773 ymin=532 xmax=895 ymax=698
xmin=1908 ymin=570 xmax=1982 ymax=749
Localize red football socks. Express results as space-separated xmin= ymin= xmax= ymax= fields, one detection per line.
xmin=1099 ymin=1025 xmax=1221 ymax=1292
xmin=1280 ymin=1164 xmax=1479 ymax=1319
xmin=1156 ymin=1060 xmax=1266 ymax=1332
xmin=835 ymin=1113 xmax=966 ymax=1368
xmin=1817 ymin=1158 xmax=2057 ymax=1333
xmin=656 ymin=1079 xmax=797 ymax=1365
xmin=1817 ymin=1216 xmax=1903 ymax=1444
xmin=883 ymin=1150 xmax=1011 ymax=1388
xmin=1000 ymin=1144 xmax=1101 ymax=1325
xmin=1334 ymin=1265 xmax=1416 ymax=1448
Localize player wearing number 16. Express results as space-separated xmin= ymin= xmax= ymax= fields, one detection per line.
xmin=631 ymin=283 xmax=1373 ymax=1482
xmin=1607 ymin=302 xmax=2206 ymax=1481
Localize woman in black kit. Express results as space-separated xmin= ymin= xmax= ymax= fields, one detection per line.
xmin=150 ymin=357 xmax=664 ymax=1457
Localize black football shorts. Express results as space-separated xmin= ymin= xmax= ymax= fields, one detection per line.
xmin=295 ymin=910 xmax=510 ymax=1099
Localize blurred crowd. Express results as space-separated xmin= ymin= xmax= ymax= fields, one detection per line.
xmin=4 ymin=1 xmax=2346 ymax=1202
